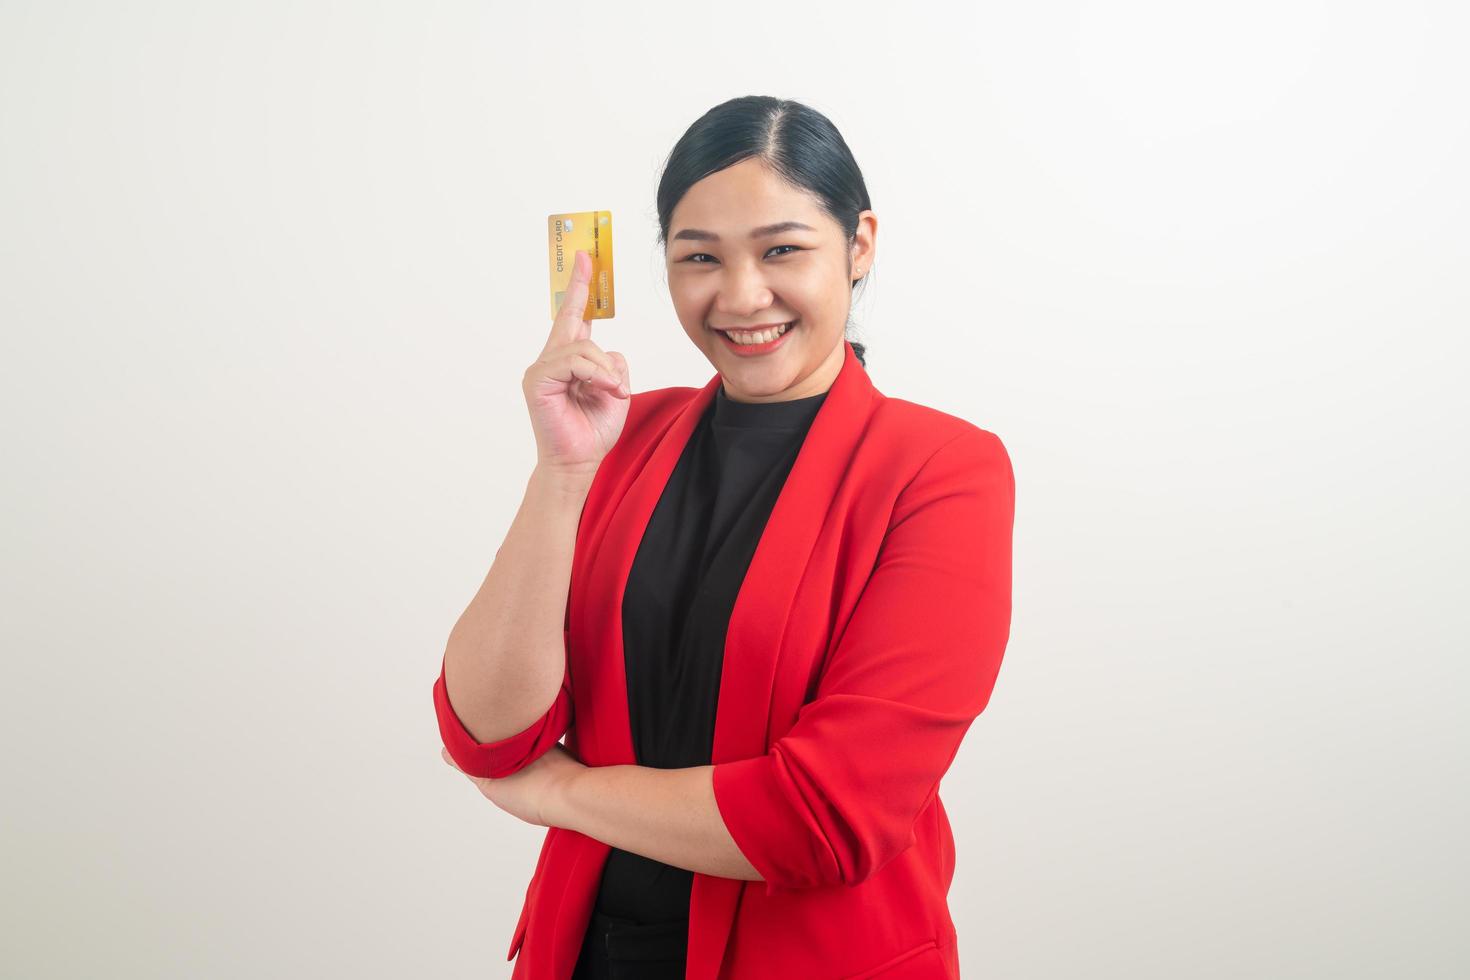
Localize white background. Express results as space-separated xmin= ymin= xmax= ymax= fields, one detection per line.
xmin=2 ymin=1 xmax=1466 ymax=977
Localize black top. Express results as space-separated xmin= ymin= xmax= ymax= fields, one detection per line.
xmin=590 ymin=381 xmax=830 ymax=930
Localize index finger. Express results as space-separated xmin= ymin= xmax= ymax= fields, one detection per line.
xmin=550 ymin=249 xmax=593 ymax=344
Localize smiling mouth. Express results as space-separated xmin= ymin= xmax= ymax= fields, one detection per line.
xmin=714 ymin=321 xmax=796 ymax=345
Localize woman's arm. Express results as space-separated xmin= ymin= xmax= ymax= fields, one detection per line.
xmin=550 ymin=763 xmax=763 ymax=882
xmin=440 ymin=465 xmax=592 ymax=755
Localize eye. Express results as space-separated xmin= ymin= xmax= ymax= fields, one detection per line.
xmin=682 ymin=245 xmax=804 ymax=264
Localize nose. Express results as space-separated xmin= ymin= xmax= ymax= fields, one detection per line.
xmin=713 ymin=261 xmax=775 ymax=317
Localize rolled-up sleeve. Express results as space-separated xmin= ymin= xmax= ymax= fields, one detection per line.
xmin=712 ymin=427 xmax=1014 ymax=893
xmin=433 ymin=628 xmax=575 ymax=780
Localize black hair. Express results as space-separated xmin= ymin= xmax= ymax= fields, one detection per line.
xmin=655 ymin=96 xmax=872 ymax=367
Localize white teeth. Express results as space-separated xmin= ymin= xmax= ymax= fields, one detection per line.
xmin=725 ymin=322 xmax=790 ymax=345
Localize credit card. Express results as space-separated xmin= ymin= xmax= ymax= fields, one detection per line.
xmin=547 ymin=210 xmax=615 ymax=320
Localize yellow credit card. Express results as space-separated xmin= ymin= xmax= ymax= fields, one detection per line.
xmin=547 ymin=210 xmax=615 ymax=320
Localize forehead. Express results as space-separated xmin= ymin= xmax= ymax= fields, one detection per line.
xmin=669 ymin=158 xmax=833 ymax=237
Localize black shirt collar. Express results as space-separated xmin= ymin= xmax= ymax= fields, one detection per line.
xmin=712 ymin=381 xmax=829 ymax=430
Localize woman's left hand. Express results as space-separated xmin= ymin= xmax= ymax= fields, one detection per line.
xmin=440 ymin=744 xmax=586 ymax=828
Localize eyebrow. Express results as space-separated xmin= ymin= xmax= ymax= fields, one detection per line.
xmin=670 ymin=220 xmax=817 ymax=243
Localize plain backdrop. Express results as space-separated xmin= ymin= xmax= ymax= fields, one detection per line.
xmin=2 ymin=1 xmax=1466 ymax=977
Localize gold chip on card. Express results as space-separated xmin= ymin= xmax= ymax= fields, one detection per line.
xmin=547 ymin=211 xmax=615 ymax=320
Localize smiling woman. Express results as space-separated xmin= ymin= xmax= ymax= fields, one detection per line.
xmin=434 ymin=95 xmax=1012 ymax=980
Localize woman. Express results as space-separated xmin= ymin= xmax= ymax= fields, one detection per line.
xmin=434 ymin=95 xmax=1015 ymax=980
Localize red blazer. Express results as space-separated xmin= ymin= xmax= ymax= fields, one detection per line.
xmin=434 ymin=340 xmax=1015 ymax=979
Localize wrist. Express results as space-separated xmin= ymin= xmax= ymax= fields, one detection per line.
xmin=531 ymin=463 xmax=597 ymax=501
xmin=546 ymin=760 xmax=592 ymax=832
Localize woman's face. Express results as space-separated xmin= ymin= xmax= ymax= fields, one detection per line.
xmin=664 ymin=157 xmax=876 ymax=403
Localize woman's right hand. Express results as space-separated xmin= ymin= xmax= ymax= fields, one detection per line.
xmin=522 ymin=249 xmax=632 ymax=479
